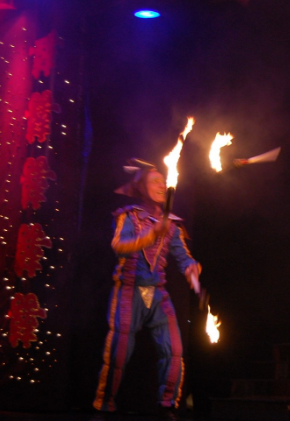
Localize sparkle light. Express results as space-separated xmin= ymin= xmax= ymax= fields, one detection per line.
xmin=134 ymin=9 xmax=160 ymax=18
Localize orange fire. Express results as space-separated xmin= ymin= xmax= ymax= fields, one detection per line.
xmin=206 ymin=305 xmax=221 ymax=343
xmin=164 ymin=117 xmax=195 ymax=188
xmin=209 ymin=132 xmax=233 ymax=172
xmin=180 ymin=117 xmax=195 ymax=141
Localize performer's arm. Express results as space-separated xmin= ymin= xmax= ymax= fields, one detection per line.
xmin=111 ymin=213 xmax=157 ymax=254
xmin=169 ymin=224 xmax=202 ymax=289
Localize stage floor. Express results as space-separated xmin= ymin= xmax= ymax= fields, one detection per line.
xmin=0 ymin=412 xmax=209 ymax=421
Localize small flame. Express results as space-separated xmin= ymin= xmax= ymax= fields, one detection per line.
xmin=164 ymin=117 xmax=195 ymax=188
xmin=209 ymin=132 xmax=233 ymax=172
xmin=206 ymin=305 xmax=221 ymax=343
xmin=180 ymin=117 xmax=195 ymax=141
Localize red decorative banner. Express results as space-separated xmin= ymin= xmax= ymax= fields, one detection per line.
xmin=8 ymin=293 xmax=47 ymax=349
xmin=25 ymin=89 xmax=60 ymax=144
xmin=14 ymin=223 xmax=52 ymax=278
xmin=29 ymin=30 xmax=57 ymax=79
xmin=21 ymin=156 xmax=57 ymax=210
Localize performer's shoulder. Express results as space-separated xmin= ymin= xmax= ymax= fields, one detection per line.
xmin=168 ymin=214 xmax=191 ymax=239
xmin=168 ymin=213 xmax=184 ymax=222
xmin=112 ymin=205 xmax=142 ymax=218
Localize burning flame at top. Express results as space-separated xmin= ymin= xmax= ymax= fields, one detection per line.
xmin=206 ymin=305 xmax=221 ymax=343
xmin=180 ymin=117 xmax=195 ymax=141
xmin=164 ymin=117 xmax=195 ymax=188
xmin=209 ymin=132 xmax=233 ymax=172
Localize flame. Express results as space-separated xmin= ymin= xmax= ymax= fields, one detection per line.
xmin=209 ymin=132 xmax=233 ymax=172
xmin=164 ymin=117 xmax=195 ymax=188
xmin=180 ymin=117 xmax=195 ymax=141
xmin=206 ymin=305 xmax=221 ymax=343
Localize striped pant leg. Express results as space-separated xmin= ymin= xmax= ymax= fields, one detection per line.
xmin=93 ymin=284 xmax=135 ymax=411
xmin=150 ymin=290 xmax=184 ymax=408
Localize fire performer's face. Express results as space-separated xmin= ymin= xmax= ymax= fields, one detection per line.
xmin=145 ymin=171 xmax=166 ymax=204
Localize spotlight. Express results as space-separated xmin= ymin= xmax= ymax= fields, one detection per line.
xmin=0 ymin=0 xmax=15 ymax=9
xmin=134 ymin=9 xmax=160 ymax=18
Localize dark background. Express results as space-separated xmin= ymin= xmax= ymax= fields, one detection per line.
xmin=1 ymin=0 xmax=290 ymax=416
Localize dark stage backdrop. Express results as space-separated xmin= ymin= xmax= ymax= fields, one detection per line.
xmin=1 ymin=0 xmax=290 ymax=415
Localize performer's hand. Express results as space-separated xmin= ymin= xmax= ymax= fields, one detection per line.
xmin=153 ymin=219 xmax=171 ymax=237
xmin=185 ymin=263 xmax=202 ymax=293
xmin=233 ymin=158 xmax=247 ymax=168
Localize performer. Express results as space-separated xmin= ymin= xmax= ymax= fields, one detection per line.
xmin=93 ymin=158 xmax=201 ymax=420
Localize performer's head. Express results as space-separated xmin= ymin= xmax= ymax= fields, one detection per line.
xmin=115 ymin=158 xmax=166 ymax=206
xmin=137 ymin=169 xmax=166 ymax=205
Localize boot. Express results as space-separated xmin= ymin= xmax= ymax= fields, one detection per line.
xmin=90 ymin=410 xmax=118 ymax=421
xmin=158 ymin=406 xmax=180 ymax=421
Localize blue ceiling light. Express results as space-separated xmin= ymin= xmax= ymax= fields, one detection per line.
xmin=134 ymin=10 xmax=160 ymax=18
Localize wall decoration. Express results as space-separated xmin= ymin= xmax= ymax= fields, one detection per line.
xmin=14 ymin=223 xmax=52 ymax=278
xmin=20 ymin=156 xmax=57 ymax=210
xmin=8 ymin=292 xmax=47 ymax=349
xmin=25 ymin=90 xmax=60 ymax=144
xmin=29 ymin=30 xmax=57 ymax=79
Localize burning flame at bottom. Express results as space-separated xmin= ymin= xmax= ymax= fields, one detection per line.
xmin=164 ymin=139 xmax=183 ymax=189
xmin=209 ymin=132 xmax=233 ymax=172
xmin=206 ymin=305 xmax=221 ymax=343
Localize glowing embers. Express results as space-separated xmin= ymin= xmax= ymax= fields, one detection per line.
xmin=134 ymin=10 xmax=160 ymax=18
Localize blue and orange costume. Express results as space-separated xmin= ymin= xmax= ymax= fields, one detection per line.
xmin=93 ymin=204 xmax=199 ymax=412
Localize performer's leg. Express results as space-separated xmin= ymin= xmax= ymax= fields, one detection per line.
xmin=93 ymin=284 xmax=135 ymax=411
xmin=93 ymin=286 xmax=145 ymax=412
xmin=148 ymin=289 xmax=184 ymax=409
